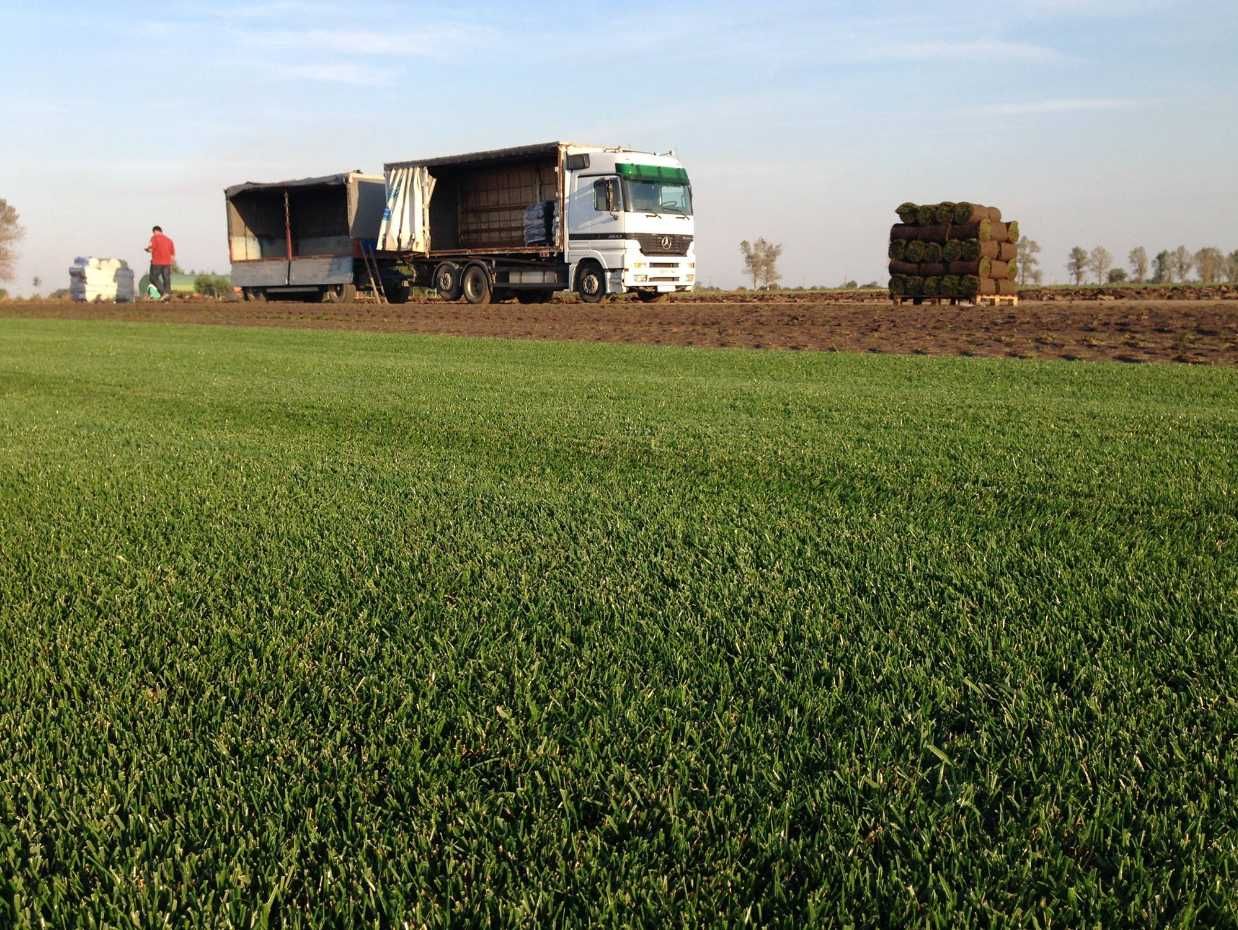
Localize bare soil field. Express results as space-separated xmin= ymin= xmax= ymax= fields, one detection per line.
xmin=3 ymin=298 xmax=1236 ymax=364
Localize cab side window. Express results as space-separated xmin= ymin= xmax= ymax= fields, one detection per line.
xmin=593 ymin=178 xmax=620 ymax=212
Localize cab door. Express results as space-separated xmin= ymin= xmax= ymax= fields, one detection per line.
xmin=566 ymin=173 xmax=624 ymax=258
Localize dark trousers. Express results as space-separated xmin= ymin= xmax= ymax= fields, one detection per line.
xmin=150 ymin=264 xmax=172 ymax=298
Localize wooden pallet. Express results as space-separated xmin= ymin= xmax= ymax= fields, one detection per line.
xmin=892 ymin=294 xmax=1019 ymax=307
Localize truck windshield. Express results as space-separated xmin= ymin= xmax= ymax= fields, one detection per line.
xmin=622 ymin=179 xmax=693 ymax=216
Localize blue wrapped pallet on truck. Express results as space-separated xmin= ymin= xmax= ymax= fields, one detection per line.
xmin=523 ymin=201 xmax=556 ymax=246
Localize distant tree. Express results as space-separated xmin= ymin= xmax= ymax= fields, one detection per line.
xmin=194 ymin=274 xmax=231 ymax=298
xmin=1067 ymin=246 xmax=1089 ymax=285
xmin=1016 ymin=238 xmax=1041 ymax=285
xmin=1170 ymin=245 xmax=1193 ymax=283
xmin=1128 ymin=246 xmax=1148 ymax=284
xmin=1226 ymin=250 xmax=1238 ymax=284
xmin=1087 ymin=246 xmax=1112 ymax=285
xmin=1194 ymin=247 xmax=1224 ymax=285
xmin=1152 ymin=250 xmax=1172 ymax=284
xmin=1108 ymin=268 xmax=1128 ymax=284
xmin=860 ymin=280 xmax=880 ymax=288
xmin=0 ymin=288 xmax=8 ymax=300
xmin=0 ymin=198 xmax=22 ymax=282
xmin=739 ymin=238 xmax=783 ymax=290
xmin=49 ymin=288 xmax=70 ymax=299
xmin=840 ymin=279 xmax=858 ymax=289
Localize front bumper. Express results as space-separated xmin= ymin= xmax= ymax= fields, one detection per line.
xmin=622 ymin=256 xmax=696 ymax=292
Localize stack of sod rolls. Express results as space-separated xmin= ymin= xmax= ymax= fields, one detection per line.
xmin=888 ymin=202 xmax=1021 ymax=300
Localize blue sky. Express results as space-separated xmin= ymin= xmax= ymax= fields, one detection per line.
xmin=2 ymin=0 xmax=1236 ymax=292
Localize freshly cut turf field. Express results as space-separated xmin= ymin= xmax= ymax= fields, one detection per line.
xmin=0 ymin=318 xmax=1234 ymax=928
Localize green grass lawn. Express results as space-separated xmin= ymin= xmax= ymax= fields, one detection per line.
xmin=1 ymin=318 xmax=1234 ymax=928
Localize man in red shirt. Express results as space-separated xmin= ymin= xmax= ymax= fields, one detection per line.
xmin=145 ymin=226 xmax=176 ymax=299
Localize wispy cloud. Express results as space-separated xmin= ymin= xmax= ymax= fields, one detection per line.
xmin=849 ymin=38 xmax=1062 ymax=62
xmin=269 ymin=62 xmax=393 ymax=86
xmin=979 ymin=97 xmax=1143 ymax=115
xmin=238 ymin=26 xmax=486 ymax=56
xmin=1013 ymin=0 xmax=1172 ymax=15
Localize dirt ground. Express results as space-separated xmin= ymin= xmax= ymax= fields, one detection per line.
xmin=3 ymin=298 xmax=1237 ymax=364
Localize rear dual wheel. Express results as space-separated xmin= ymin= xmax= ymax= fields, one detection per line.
xmin=321 ymin=284 xmax=356 ymax=303
xmin=461 ymin=265 xmax=492 ymax=305
xmin=434 ymin=263 xmax=462 ymax=301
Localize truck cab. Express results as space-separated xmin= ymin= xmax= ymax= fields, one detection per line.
xmin=565 ymin=149 xmax=696 ymax=301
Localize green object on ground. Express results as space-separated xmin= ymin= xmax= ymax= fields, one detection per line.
xmin=896 ymin=202 xmax=919 ymax=224
xmin=961 ymin=240 xmax=982 ymax=262
xmin=923 ymin=242 xmax=944 ymax=263
xmin=0 ymin=319 xmax=1233 ymax=927
xmin=915 ymin=204 xmax=935 ymax=225
xmin=889 ymin=240 xmax=908 ymax=261
xmin=905 ymin=241 xmax=927 ymax=263
xmin=942 ymin=240 xmax=963 ymax=263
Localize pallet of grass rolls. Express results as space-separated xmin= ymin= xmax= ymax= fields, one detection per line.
xmin=888 ymin=202 xmax=1020 ymax=306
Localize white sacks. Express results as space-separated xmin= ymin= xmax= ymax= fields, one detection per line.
xmin=69 ymin=257 xmax=135 ymax=303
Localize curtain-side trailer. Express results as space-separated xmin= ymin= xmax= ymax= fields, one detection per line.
xmin=225 ymin=172 xmax=408 ymax=302
xmin=378 ymin=142 xmax=695 ymax=304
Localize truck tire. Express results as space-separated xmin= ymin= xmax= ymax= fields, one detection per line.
xmin=434 ymin=263 xmax=462 ymax=301
xmin=243 ymin=288 xmax=266 ymax=303
xmin=461 ymin=264 xmax=492 ymax=305
xmin=575 ymin=261 xmax=606 ymax=303
xmin=382 ymin=279 xmax=409 ymax=304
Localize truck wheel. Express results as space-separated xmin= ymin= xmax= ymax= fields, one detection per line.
xmin=637 ymin=290 xmax=667 ymax=303
xmin=434 ymin=263 xmax=462 ymax=301
xmin=575 ymin=262 xmax=606 ymax=303
xmin=383 ymin=279 xmax=409 ymax=304
xmin=461 ymin=265 xmax=492 ymax=305
xmin=243 ymin=288 xmax=266 ymax=303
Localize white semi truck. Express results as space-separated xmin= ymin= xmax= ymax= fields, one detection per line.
xmin=377 ymin=142 xmax=695 ymax=304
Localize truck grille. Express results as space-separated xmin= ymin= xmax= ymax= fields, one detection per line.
xmin=634 ymin=234 xmax=693 ymax=256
